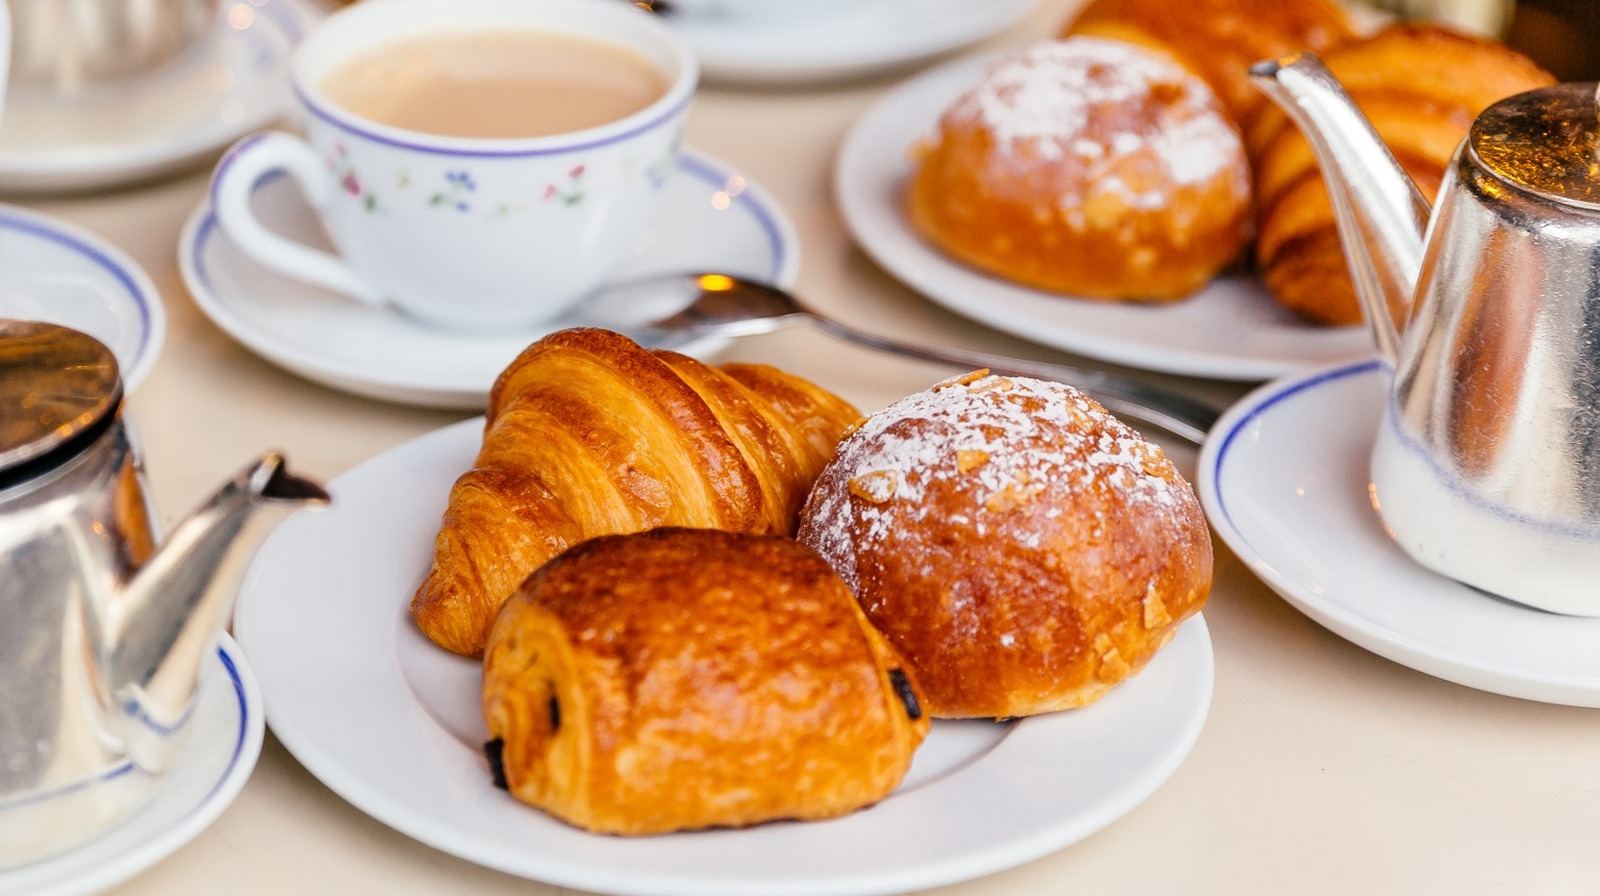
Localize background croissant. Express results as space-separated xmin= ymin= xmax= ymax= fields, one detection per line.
xmin=1064 ymin=3 xmax=1555 ymax=327
xmin=1063 ymin=0 xmax=1356 ymax=137
xmin=411 ymin=327 xmax=860 ymax=656
xmin=1248 ymin=23 xmax=1554 ymax=325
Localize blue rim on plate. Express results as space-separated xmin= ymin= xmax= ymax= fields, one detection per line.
xmin=1204 ymin=358 xmax=1382 ymax=538
xmin=0 ymin=204 xmax=165 ymax=391
xmin=0 ymin=636 xmax=263 ymax=896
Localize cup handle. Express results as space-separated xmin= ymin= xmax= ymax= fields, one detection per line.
xmin=212 ymin=132 xmax=385 ymax=306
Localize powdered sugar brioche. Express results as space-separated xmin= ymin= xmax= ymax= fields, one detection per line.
xmin=797 ymin=371 xmax=1211 ymax=719
xmin=906 ymin=37 xmax=1249 ymax=301
xmin=1063 ymin=0 xmax=1355 ymax=138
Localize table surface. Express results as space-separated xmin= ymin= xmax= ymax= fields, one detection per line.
xmin=19 ymin=1 xmax=1598 ymax=894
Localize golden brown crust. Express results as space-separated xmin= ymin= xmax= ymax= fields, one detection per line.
xmin=482 ymin=528 xmax=930 ymax=835
xmin=797 ymin=372 xmax=1211 ymax=719
xmin=1063 ymin=0 xmax=1356 ymax=134
xmin=906 ymin=38 xmax=1251 ymax=302
xmin=1251 ymin=24 xmax=1554 ymax=325
xmin=410 ymin=328 xmax=860 ymax=656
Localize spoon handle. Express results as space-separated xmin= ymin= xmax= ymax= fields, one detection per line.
xmin=800 ymin=316 xmax=1220 ymax=446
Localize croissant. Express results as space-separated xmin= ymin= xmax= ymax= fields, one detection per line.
xmin=1250 ymin=24 xmax=1554 ymax=325
xmin=1062 ymin=0 xmax=1356 ymax=136
xmin=483 ymin=527 xmax=930 ymax=834
xmin=411 ymin=327 xmax=860 ymax=656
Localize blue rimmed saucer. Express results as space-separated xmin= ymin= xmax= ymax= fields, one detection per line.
xmin=1199 ymin=359 xmax=1600 ymax=707
xmin=0 ymin=205 xmax=165 ymax=391
xmin=179 ymin=148 xmax=798 ymax=409
xmin=0 ymin=635 xmax=264 ymax=896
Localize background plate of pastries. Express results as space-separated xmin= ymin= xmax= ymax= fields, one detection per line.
xmin=837 ymin=0 xmax=1554 ymax=381
xmin=236 ymin=328 xmax=1215 ymax=895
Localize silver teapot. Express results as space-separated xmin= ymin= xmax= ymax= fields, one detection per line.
xmin=1251 ymin=57 xmax=1600 ymax=613
xmin=0 ymin=320 xmax=327 ymax=868
xmin=8 ymin=0 xmax=220 ymax=96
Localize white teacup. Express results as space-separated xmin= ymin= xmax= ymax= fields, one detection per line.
xmin=210 ymin=0 xmax=697 ymax=331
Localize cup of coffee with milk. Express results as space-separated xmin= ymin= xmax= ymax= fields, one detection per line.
xmin=211 ymin=0 xmax=696 ymax=331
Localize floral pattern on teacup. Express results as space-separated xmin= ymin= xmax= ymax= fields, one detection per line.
xmin=430 ymin=170 xmax=477 ymax=212
xmin=329 ymin=152 xmax=682 ymax=218
xmin=325 ymin=142 xmax=378 ymax=212
xmin=542 ymin=165 xmax=586 ymax=206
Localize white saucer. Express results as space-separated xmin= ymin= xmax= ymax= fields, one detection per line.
xmin=1199 ymin=359 xmax=1600 ymax=707
xmin=0 ymin=635 xmax=265 ymax=896
xmin=834 ymin=51 xmax=1375 ymax=382
xmin=234 ymin=417 xmax=1212 ymax=896
xmin=0 ymin=0 xmax=319 ymax=194
xmin=0 ymin=204 xmax=165 ymax=390
xmin=179 ymin=149 xmax=798 ymax=409
xmin=672 ymin=0 xmax=1039 ymax=85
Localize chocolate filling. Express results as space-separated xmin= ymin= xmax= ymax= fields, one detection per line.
xmin=889 ymin=668 xmax=921 ymax=720
xmin=484 ymin=738 xmax=508 ymax=790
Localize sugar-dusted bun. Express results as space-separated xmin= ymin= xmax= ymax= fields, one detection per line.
xmin=1063 ymin=0 xmax=1355 ymax=137
xmin=482 ymin=528 xmax=930 ymax=835
xmin=906 ymin=37 xmax=1250 ymax=302
xmin=797 ymin=372 xmax=1211 ymax=719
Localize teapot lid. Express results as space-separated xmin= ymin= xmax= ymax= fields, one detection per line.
xmin=1471 ymin=82 xmax=1600 ymax=211
xmin=0 ymin=320 xmax=122 ymax=479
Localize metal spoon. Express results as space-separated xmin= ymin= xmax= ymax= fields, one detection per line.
xmin=578 ymin=272 xmax=1221 ymax=445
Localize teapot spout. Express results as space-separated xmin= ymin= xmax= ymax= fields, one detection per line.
xmin=1249 ymin=52 xmax=1432 ymax=362
xmin=108 ymin=454 xmax=328 ymax=773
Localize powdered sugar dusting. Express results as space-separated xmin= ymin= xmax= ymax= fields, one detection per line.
xmin=798 ymin=372 xmax=1189 ymax=593
xmin=941 ymin=36 xmax=1244 ymax=190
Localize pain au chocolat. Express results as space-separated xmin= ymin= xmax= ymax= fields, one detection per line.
xmin=798 ymin=371 xmax=1211 ymax=719
xmin=482 ymin=527 xmax=930 ymax=835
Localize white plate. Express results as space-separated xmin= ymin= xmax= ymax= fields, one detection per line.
xmin=1199 ymin=359 xmax=1600 ymax=706
xmin=0 ymin=0 xmax=318 ymax=194
xmin=0 ymin=204 xmax=165 ymax=390
xmin=834 ymin=52 xmax=1375 ymax=382
xmin=234 ymin=417 xmax=1215 ymax=896
xmin=179 ymin=149 xmax=797 ymax=408
xmin=0 ymin=636 xmax=265 ymax=896
xmin=672 ymin=0 xmax=1039 ymax=86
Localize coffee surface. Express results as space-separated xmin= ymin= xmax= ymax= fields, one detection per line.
xmin=321 ymin=30 xmax=668 ymax=139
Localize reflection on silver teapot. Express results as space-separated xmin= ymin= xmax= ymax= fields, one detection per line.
xmin=1251 ymin=56 xmax=1600 ymax=613
xmin=8 ymin=0 xmax=221 ymax=96
xmin=0 ymin=319 xmax=327 ymax=868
